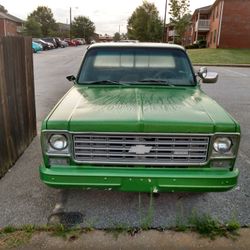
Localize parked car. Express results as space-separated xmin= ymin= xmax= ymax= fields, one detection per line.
xmin=72 ymin=39 xmax=82 ymax=46
xmin=55 ymin=37 xmax=68 ymax=48
xmin=74 ymin=38 xmax=85 ymax=45
xmin=42 ymin=37 xmax=58 ymax=48
xmin=32 ymin=38 xmax=54 ymax=50
xmin=61 ymin=40 xmax=69 ymax=48
xmin=32 ymin=42 xmax=43 ymax=53
xmin=76 ymin=38 xmax=86 ymax=44
xmin=64 ymin=39 xmax=77 ymax=46
xmin=40 ymin=43 xmax=240 ymax=193
xmin=119 ymin=40 xmax=139 ymax=43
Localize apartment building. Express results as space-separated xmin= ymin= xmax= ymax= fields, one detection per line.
xmin=166 ymin=0 xmax=250 ymax=48
xmin=165 ymin=24 xmax=177 ymax=44
xmin=0 ymin=11 xmax=23 ymax=37
xmin=190 ymin=0 xmax=250 ymax=48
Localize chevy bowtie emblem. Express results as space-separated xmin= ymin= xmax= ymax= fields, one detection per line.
xmin=129 ymin=145 xmax=152 ymax=155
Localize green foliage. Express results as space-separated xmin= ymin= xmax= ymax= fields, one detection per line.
xmin=48 ymin=224 xmax=81 ymax=240
xmin=51 ymin=30 xmax=70 ymax=39
xmin=226 ymin=217 xmax=240 ymax=232
xmin=169 ymin=0 xmax=191 ymax=44
xmin=189 ymin=212 xmax=222 ymax=239
xmin=113 ymin=32 xmax=121 ymax=42
xmin=198 ymin=40 xmax=207 ymax=48
xmin=24 ymin=17 xmax=42 ymax=37
xmin=71 ymin=16 xmax=95 ymax=42
xmin=169 ymin=0 xmax=190 ymax=21
xmin=187 ymin=48 xmax=250 ymax=64
xmin=188 ymin=211 xmax=240 ymax=239
xmin=185 ymin=43 xmax=199 ymax=49
xmin=120 ymin=33 xmax=128 ymax=40
xmin=0 ymin=226 xmax=34 ymax=249
xmin=28 ymin=6 xmax=58 ymax=37
xmin=105 ymin=223 xmax=129 ymax=239
xmin=175 ymin=203 xmax=187 ymax=232
xmin=0 ymin=4 xmax=8 ymax=13
xmin=2 ymin=226 xmax=16 ymax=234
xmin=127 ymin=1 xmax=163 ymax=42
xmin=139 ymin=193 xmax=154 ymax=230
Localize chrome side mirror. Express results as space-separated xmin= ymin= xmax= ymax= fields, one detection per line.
xmin=198 ymin=67 xmax=218 ymax=84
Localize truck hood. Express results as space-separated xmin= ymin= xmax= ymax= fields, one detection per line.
xmin=46 ymin=86 xmax=237 ymax=133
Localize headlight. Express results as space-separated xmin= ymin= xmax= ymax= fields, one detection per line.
xmin=49 ymin=134 xmax=68 ymax=150
xmin=213 ymin=137 xmax=232 ymax=154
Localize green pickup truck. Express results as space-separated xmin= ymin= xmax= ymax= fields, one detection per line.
xmin=39 ymin=43 xmax=240 ymax=193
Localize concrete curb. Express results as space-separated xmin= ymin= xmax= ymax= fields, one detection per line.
xmin=13 ymin=229 xmax=250 ymax=250
xmin=193 ymin=63 xmax=250 ymax=68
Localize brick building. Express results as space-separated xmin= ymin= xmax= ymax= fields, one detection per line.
xmin=165 ymin=23 xmax=177 ymax=44
xmin=191 ymin=0 xmax=250 ymax=48
xmin=166 ymin=0 xmax=250 ymax=48
xmin=0 ymin=11 xmax=23 ymax=37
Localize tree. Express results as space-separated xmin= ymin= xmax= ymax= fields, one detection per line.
xmin=28 ymin=6 xmax=57 ymax=37
xmin=127 ymin=1 xmax=163 ymax=42
xmin=0 ymin=5 xmax=8 ymax=13
xmin=113 ymin=32 xmax=121 ymax=42
xmin=120 ymin=33 xmax=128 ymax=40
xmin=71 ymin=16 xmax=95 ymax=42
xmin=168 ymin=0 xmax=191 ymax=44
xmin=24 ymin=17 xmax=42 ymax=37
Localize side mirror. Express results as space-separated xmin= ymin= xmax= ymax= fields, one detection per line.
xmin=197 ymin=67 xmax=218 ymax=84
xmin=66 ymin=75 xmax=76 ymax=82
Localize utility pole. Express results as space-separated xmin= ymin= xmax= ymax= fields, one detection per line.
xmin=162 ymin=0 xmax=168 ymax=42
xmin=69 ymin=7 xmax=72 ymax=39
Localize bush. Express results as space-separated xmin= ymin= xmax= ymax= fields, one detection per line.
xmin=185 ymin=44 xmax=199 ymax=49
xmin=198 ymin=40 xmax=207 ymax=48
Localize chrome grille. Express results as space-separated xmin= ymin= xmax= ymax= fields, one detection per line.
xmin=73 ymin=133 xmax=210 ymax=166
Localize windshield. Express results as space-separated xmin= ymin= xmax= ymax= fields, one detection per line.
xmin=77 ymin=47 xmax=196 ymax=86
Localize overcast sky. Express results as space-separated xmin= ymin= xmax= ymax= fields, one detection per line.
xmin=1 ymin=0 xmax=214 ymax=34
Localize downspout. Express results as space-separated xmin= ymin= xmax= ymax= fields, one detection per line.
xmin=3 ymin=19 xmax=6 ymax=36
xmin=195 ymin=11 xmax=200 ymax=43
xmin=217 ymin=0 xmax=224 ymax=48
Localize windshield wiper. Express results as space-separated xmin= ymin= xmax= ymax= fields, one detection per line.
xmin=137 ymin=79 xmax=174 ymax=87
xmin=86 ymin=80 xmax=129 ymax=86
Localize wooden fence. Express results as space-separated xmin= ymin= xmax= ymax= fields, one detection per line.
xmin=0 ymin=36 xmax=37 ymax=177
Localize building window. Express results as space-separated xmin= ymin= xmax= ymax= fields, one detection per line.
xmin=214 ymin=30 xmax=217 ymax=44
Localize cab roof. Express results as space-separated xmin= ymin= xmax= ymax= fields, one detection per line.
xmin=88 ymin=42 xmax=185 ymax=51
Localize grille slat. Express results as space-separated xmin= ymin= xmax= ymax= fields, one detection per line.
xmin=75 ymin=147 xmax=207 ymax=153
xmin=74 ymin=140 xmax=209 ymax=146
xmin=73 ymin=133 xmax=210 ymax=166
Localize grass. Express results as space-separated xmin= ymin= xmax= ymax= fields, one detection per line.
xmin=0 ymin=225 xmax=35 ymax=249
xmin=188 ymin=212 xmax=240 ymax=239
xmin=0 ymin=207 xmax=242 ymax=248
xmin=105 ymin=223 xmax=130 ymax=239
xmin=187 ymin=48 xmax=250 ymax=65
xmin=139 ymin=192 xmax=154 ymax=230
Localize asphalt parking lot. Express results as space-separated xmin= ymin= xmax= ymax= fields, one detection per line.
xmin=0 ymin=46 xmax=249 ymax=229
